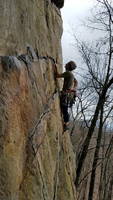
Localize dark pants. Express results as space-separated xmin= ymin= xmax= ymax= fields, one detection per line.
xmin=61 ymin=104 xmax=69 ymax=123
xmin=60 ymin=92 xmax=69 ymax=123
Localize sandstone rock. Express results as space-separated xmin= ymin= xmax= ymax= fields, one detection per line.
xmin=0 ymin=58 xmax=76 ymax=199
xmin=1 ymin=56 xmax=21 ymax=72
xmin=0 ymin=0 xmax=63 ymax=59
xmin=0 ymin=0 xmax=77 ymax=200
xmin=27 ymin=46 xmax=38 ymax=62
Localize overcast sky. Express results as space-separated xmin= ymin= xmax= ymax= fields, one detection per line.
xmin=61 ymin=0 xmax=95 ymax=65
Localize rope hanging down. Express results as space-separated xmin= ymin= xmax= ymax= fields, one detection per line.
xmin=29 ymin=90 xmax=59 ymax=155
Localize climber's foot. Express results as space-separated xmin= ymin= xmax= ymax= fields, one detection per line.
xmin=63 ymin=123 xmax=69 ymax=132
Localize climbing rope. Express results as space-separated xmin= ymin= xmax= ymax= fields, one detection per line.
xmin=29 ymin=90 xmax=59 ymax=155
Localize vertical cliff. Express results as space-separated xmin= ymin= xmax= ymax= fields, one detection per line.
xmin=0 ymin=0 xmax=76 ymax=199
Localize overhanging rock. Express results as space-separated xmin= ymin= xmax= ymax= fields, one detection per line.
xmin=51 ymin=0 xmax=64 ymax=9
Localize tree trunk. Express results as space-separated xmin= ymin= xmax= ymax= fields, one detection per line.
xmin=88 ymin=104 xmax=104 ymax=200
xmin=75 ymin=86 xmax=108 ymax=186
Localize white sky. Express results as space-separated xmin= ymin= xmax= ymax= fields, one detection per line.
xmin=61 ymin=0 xmax=95 ymax=65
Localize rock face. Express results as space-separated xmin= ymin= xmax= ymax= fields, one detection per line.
xmin=0 ymin=0 xmax=62 ymax=58
xmin=0 ymin=0 xmax=76 ymax=200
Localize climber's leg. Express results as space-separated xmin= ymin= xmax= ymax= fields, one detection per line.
xmin=62 ymin=104 xmax=69 ymax=123
xmin=61 ymin=104 xmax=70 ymax=131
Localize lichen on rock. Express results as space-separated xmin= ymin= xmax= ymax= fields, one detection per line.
xmin=1 ymin=56 xmax=21 ymax=72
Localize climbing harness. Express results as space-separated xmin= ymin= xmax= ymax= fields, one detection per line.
xmin=60 ymin=89 xmax=77 ymax=108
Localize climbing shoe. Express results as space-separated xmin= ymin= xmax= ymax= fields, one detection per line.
xmin=63 ymin=124 xmax=69 ymax=132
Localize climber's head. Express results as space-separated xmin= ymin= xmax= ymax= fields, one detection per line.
xmin=65 ymin=61 xmax=77 ymax=71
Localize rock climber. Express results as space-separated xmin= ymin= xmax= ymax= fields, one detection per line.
xmin=55 ymin=61 xmax=78 ymax=131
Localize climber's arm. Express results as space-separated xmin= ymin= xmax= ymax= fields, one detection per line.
xmin=74 ymin=78 xmax=78 ymax=88
xmin=56 ymin=73 xmax=64 ymax=78
xmin=54 ymin=63 xmax=64 ymax=78
xmin=73 ymin=78 xmax=78 ymax=97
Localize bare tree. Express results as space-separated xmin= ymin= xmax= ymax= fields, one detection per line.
xmin=73 ymin=2 xmax=113 ymax=199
